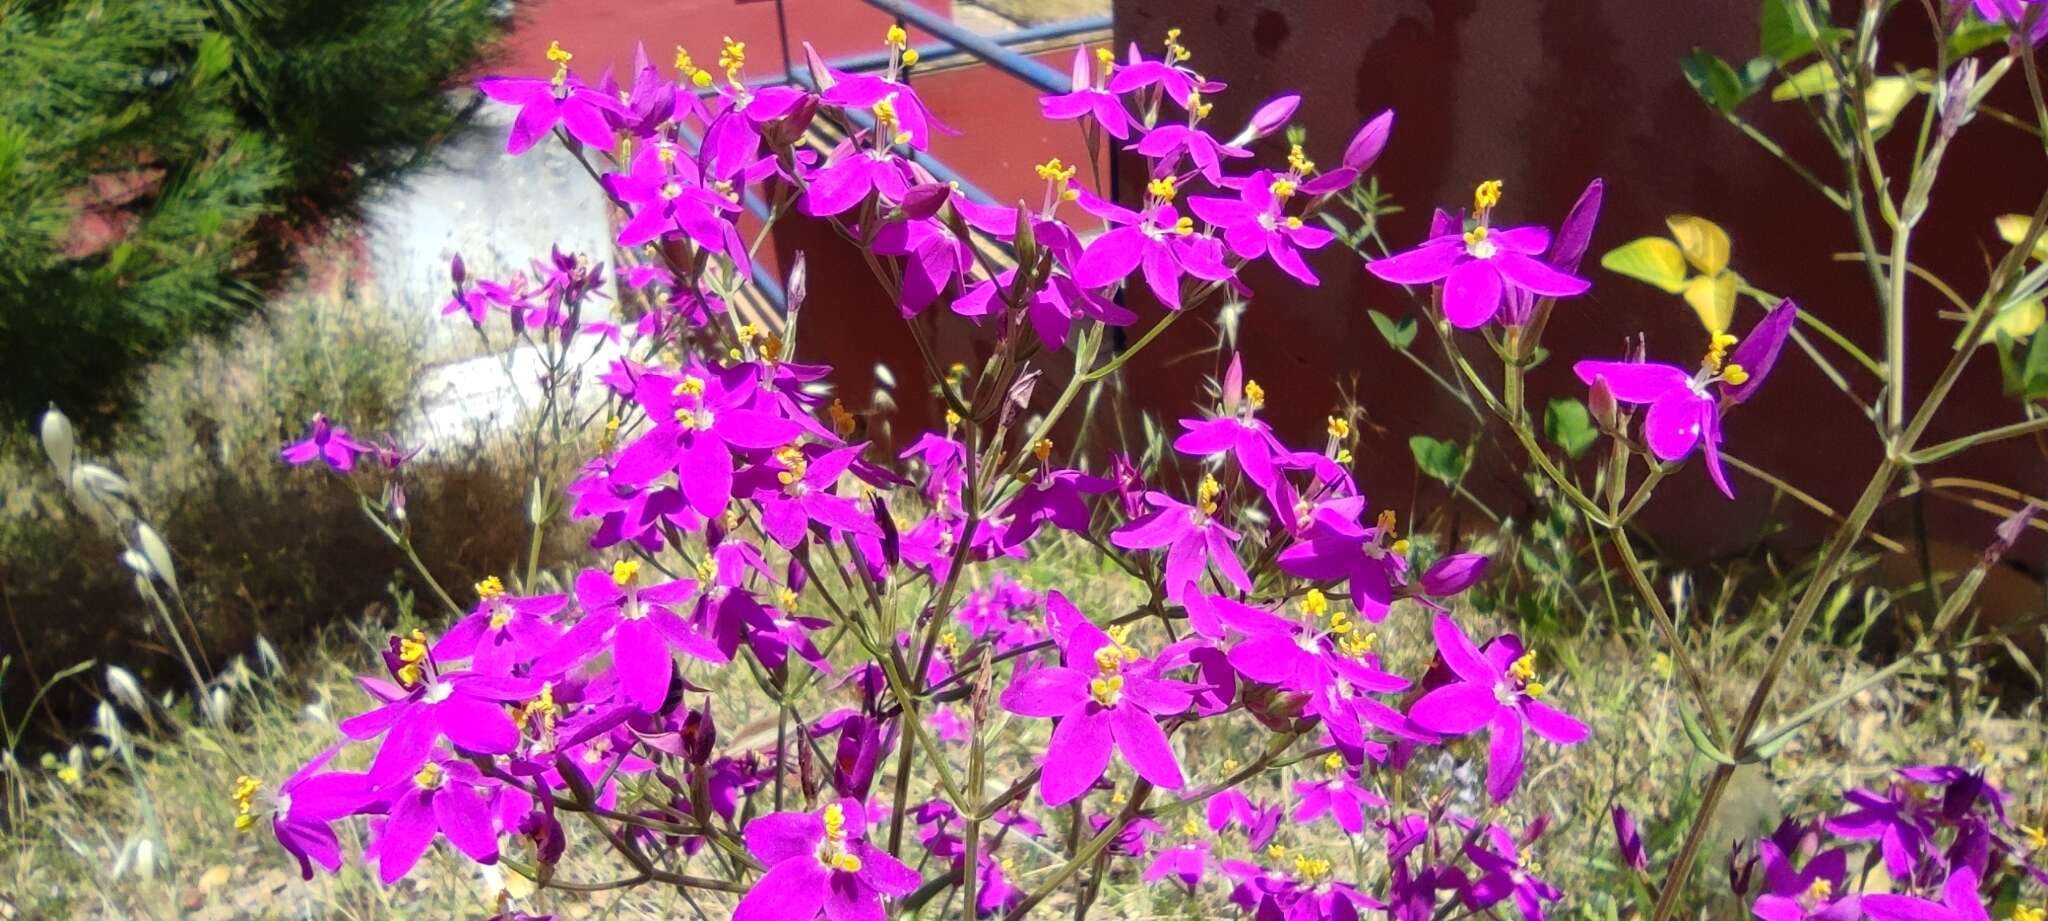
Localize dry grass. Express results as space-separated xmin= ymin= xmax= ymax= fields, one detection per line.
xmin=966 ymin=0 xmax=1109 ymax=28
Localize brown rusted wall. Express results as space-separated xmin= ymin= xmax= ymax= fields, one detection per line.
xmin=1103 ymin=0 xmax=2046 ymax=575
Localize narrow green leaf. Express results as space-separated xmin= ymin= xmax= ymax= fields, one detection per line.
xmin=1678 ymin=702 xmax=1738 ymax=766
xmin=1948 ymin=18 xmax=2011 ymax=58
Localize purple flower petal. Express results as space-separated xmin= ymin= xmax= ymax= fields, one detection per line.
xmin=1442 ymin=259 xmax=1504 ymax=328
xmin=1110 ymin=703 xmax=1184 ymax=789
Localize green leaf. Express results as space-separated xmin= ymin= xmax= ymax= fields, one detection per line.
xmin=1863 ymin=76 xmax=1921 ymax=136
xmin=1369 ymin=309 xmax=1418 ymax=350
xmin=193 ymin=32 xmax=235 ymax=84
xmin=1678 ymin=702 xmax=1738 ymax=767
xmin=1948 ymin=18 xmax=2011 ymax=59
xmin=1682 ymin=49 xmax=1750 ymax=113
xmin=1760 ymin=0 xmax=1850 ymax=64
xmin=1408 ymin=435 xmax=1470 ymax=485
xmin=1770 ymin=60 xmax=1839 ymax=100
xmin=2023 ymin=325 xmax=2048 ymax=398
xmin=1600 ymin=237 xmax=1690 ymax=294
xmin=1544 ymin=398 xmax=1600 ymax=459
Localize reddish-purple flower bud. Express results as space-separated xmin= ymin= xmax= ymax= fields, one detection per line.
xmin=1420 ymin=553 xmax=1489 ymax=597
xmin=1588 ymin=376 xmax=1618 ymax=428
xmin=1221 ymin=352 xmax=1245 ymax=414
xmin=1549 ymin=179 xmax=1604 ymax=275
xmin=449 ymin=253 xmax=466 ymax=287
xmin=1238 ymin=93 xmax=1300 ymax=143
xmin=760 ymin=93 xmax=819 ymax=149
xmin=1343 ymin=109 xmax=1394 ymax=172
xmin=899 ymin=182 xmax=952 ymax=220
xmin=1612 ymin=806 xmax=1647 ymax=872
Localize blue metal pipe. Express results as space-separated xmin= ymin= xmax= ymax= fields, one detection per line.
xmin=817 ymin=15 xmax=1109 ymax=77
xmin=854 ymin=0 xmax=1074 ymax=95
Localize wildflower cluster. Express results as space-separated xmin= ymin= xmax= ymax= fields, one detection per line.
xmin=253 ymin=11 xmax=2042 ymax=920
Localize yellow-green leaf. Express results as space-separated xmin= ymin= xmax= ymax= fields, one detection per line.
xmin=1982 ymin=297 xmax=2045 ymax=344
xmin=1994 ymin=214 xmax=2048 ymax=262
xmin=1771 ymin=61 xmax=1839 ymax=100
xmin=1666 ymin=214 xmax=1732 ymax=276
xmin=1684 ymin=272 xmax=1739 ymax=334
xmin=1862 ymin=76 xmax=1919 ymax=134
xmin=1600 ymin=237 xmax=1689 ymax=294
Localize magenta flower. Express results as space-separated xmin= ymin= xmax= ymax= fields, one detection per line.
xmin=1106 ymin=43 xmax=1212 ymax=108
xmin=1293 ymin=761 xmax=1388 ymax=834
xmin=1131 ymin=122 xmax=1251 ymax=184
xmin=1188 ymin=170 xmax=1336 ymax=284
xmin=1144 ymin=839 xmax=1213 ymax=889
xmin=281 ymin=414 xmax=371 ymax=472
xmin=532 ymin=563 xmax=725 ymax=711
xmin=251 ymin=747 xmax=374 ymax=879
xmin=1965 ymin=0 xmax=2048 ymax=43
xmin=371 ymin=756 xmax=499 ymax=883
xmin=1110 ymin=479 xmax=1251 ymax=602
xmin=1073 ymin=193 xmax=1232 ymax=309
xmin=1365 ymin=182 xmax=1591 ymax=327
xmin=1407 ymin=615 xmax=1587 ymax=802
xmin=1172 ymin=354 xmax=1285 ymax=487
xmin=1822 ymin=783 xmax=1936 ymax=879
xmin=1749 ymin=842 xmax=1861 ymax=921
xmin=1463 ymin=821 xmax=1564 ymax=921
xmin=741 ymin=444 xmax=883 ymax=549
xmin=1862 ymin=866 xmax=1989 ymax=921
xmin=1042 ymin=46 xmax=1135 ymax=138
xmin=1572 ymin=300 xmax=1798 ymax=498
xmin=612 ymin=367 xmax=805 ymax=518
xmin=433 ymin=585 xmax=567 ymax=676
xmin=477 ymin=47 xmax=627 ymax=155
xmin=604 ymin=141 xmax=746 ymax=269
xmin=339 ymin=642 xmax=539 ymax=782
xmin=1205 ymin=789 xmax=1281 ymax=849
xmin=732 ymin=799 xmax=921 ymax=921
xmin=1215 ymin=593 xmax=1406 ymax=697
xmin=999 ymin=593 xmax=1194 ymax=805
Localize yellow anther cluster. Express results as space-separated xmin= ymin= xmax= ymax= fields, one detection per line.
xmin=2012 ymin=907 xmax=2045 ymax=921
xmin=1172 ymin=216 xmax=1196 ymax=236
xmin=1182 ymin=816 xmax=1203 ymax=837
xmin=1222 ymin=758 xmax=1241 ymax=772
xmin=1391 ymin=538 xmax=1409 ymax=555
xmin=777 ymin=587 xmax=800 ymax=609
xmin=546 ymin=40 xmax=574 ymax=86
xmin=1148 ymin=175 xmax=1178 ymax=201
xmin=1035 ymin=158 xmax=1077 ymax=183
xmin=1095 ymin=46 xmax=1115 ymax=79
xmin=1509 ymin=651 xmax=1537 ymax=681
xmin=1804 ymin=878 xmax=1834 ymax=902
xmin=718 ymin=36 xmax=746 ymax=82
xmin=1376 ymin=509 xmax=1398 ymax=536
xmin=1293 ymin=855 xmax=1333 ymax=883
xmin=760 ymin=332 xmax=784 ymax=363
xmin=1188 ymin=90 xmax=1213 ymax=120
xmin=1327 ymin=416 xmax=1351 ymax=439
xmin=872 ymin=96 xmax=910 ymax=145
xmin=1288 ymin=145 xmax=1315 ymax=175
xmin=611 ymin=559 xmax=642 ymax=587
xmin=1322 ymin=752 xmax=1344 ymax=774
xmin=830 ymin=399 xmax=857 ymax=438
xmin=944 ymin=408 xmax=962 ymax=429
xmin=775 ymin=445 xmax=809 ymax=486
xmin=1269 ymin=178 xmax=1297 ymax=199
xmin=520 ymin=682 xmax=558 ymax=738
xmin=674 ymin=375 xmax=707 ymax=398
xmin=2022 ymin=824 xmax=2047 ymax=850
xmin=396 ymin=629 xmax=430 ymax=687
xmin=696 ymin=555 xmax=719 ymax=582
xmin=1285 ymin=216 xmax=1304 ymax=230
xmin=1244 ymin=379 xmax=1266 ymax=409
xmin=1089 ymin=673 xmax=1125 ymax=706
xmin=902 ymin=49 xmax=920 ymax=66
xmin=1033 ymin=438 xmax=1054 ymax=463
xmin=231 ymin=774 xmax=262 ymax=832
xmin=1197 ymin=473 xmax=1223 ymax=516
xmin=885 ymin=24 xmax=909 ymax=49
xmin=1326 ymin=609 xmax=1355 ymax=637
xmin=1473 ymin=179 xmax=1503 ymax=213
xmin=413 ymin=762 xmax=444 ymax=790
xmin=1704 ymin=332 xmax=1739 ymax=371
xmin=1721 ymin=363 xmax=1750 ymax=386
xmin=1463 ymin=225 xmax=1491 ymax=248
xmin=1337 ymin=630 xmax=1377 ymax=658
xmin=475 ymin=575 xmax=506 ymax=600
xmin=1165 ymin=27 xmax=1192 ymax=62
xmin=1267 ymin=844 xmax=1289 ymax=860
xmin=600 ymin=415 xmax=621 ymax=453
xmin=1301 ymin=589 xmax=1329 ymax=619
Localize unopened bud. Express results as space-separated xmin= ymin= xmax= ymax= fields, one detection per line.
xmin=1342 ymin=109 xmax=1394 ymax=172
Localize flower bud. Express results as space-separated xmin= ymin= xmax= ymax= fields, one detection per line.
xmin=1234 ymin=93 xmax=1300 ymax=145
xmin=1612 ymin=806 xmax=1648 ymax=872
xmin=900 ymin=182 xmax=951 ymax=221
xmin=760 ymin=93 xmax=819 ymax=149
xmin=1342 ymin=109 xmax=1394 ymax=172
xmin=1420 ymin=553 xmax=1489 ymax=597
xmin=449 ymin=253 xmax=466 ymax=287
xmin=1549 ymin=179 xmax=1604 ymax=275
xmin=1588 ymin=376 xmax=1618 ymax=429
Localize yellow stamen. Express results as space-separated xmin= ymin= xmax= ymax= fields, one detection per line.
xmin=1267 ymin=844 xmax=1289 ymax=860
xmin=832 ymin=852 xmax=863 ymax=872
xmin=1391 ymin=538 xmax=1409 ymax=555
xmin=1148 ymin=176 xmax=1178 ymax=201
xmin=1300 ymin=589 xmax=1329 ymax=619
xmin=695 ymin=556 xmax=719 ymax=583
xmin=1197 ymin=473 xmax=1223 ymax=516
xmin=830 ymin=399 xmax=857 ymax=438
xmin=944 ymin=409 xmax=962 ymax=429
xmin=546 ymin=40 xmax=573 ymax=65
xmin=1509 ymin=651 xmax=1538 ymax=682
xmin=1284 ymin=216 xmax=1303 ymax=230
xmin=885 ymin=25 xmax=909 ymax=49
xmin=1035 ymin=158 xmax=1076 ymax=183
xmin=1033 ymin=438 xmax=1053 ymax=463
xmin=1721 ymin=363 xmax=1751 ymax=386
xmin=675 ymin=46 xmax=698 ymax=78
xmin=1244 ymin=379 xmax=1266 ymax=409
xmin=718 ymin=36 xmax=746 ymax=82
xmin=2022 ymin=824 xmax=2047 ymax=850
xmin=1805 ymin=879 xmax=1833 ymax=901
xmin=1287 ymin=144 xmax=1315 ymax=175
xmin=611 ymin=560 xmax=642 ymax=587
xmin=475 ymin=575 xmax=505 ymax=600
xmin=1322 ymin=752 xmax=1344 ymax=773
xmin=1326 ymin=416 xmax=1350 ymax=439
xmin=1089 ymin=674 xmax=1125 ymax=706
xmin=1172 ymin=216 xmax=1195 ymax=236
xmin=1473 ymin=179 xmax=1503 ymax=213
xmin=1293 ymin=855 xmax=1333 ymax=882
xmin=413 ymin=762 xmax=443 ymax=790
xmin=777 ymin=588 xmax=799 ymax=609
xmin=2012 ymin=907 xmax=2045 ymax=921
xmin=1182 ymin=816 xmax=1202 ymax=837
xmin=673 ymin=375 xmax=706 ymax=397
xmin=901 ymin=48 xmax=920 ymax=66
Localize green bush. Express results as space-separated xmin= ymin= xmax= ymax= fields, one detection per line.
xmin=0 ymin=0 xmax=500 ymax=428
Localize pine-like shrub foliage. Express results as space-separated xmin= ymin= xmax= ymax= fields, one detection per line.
xmin=0 ymin=0 xmax=500 ymax=428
